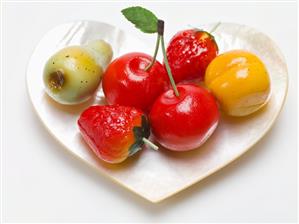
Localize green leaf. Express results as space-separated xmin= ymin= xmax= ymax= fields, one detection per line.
xmin=128 ymin=140 xmax=142 ymax=156
xmin=141 ymin=115 xmax=150 ymax=138
xmin=121 ymin=6 xmax=158 ymax=33
xmin=128 ymin=115 xmax=151 ymax=156
xmin=128 ymin=126 xmax=142 ymax=156
xmin=133 ymin=126 xmax=143 ymax=140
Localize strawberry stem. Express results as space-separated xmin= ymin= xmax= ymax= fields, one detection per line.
xmin=158 ymin=20 xmax=180 ymax=97
xmin=209 ymin=22 xmax=221 ymax=34
xmin=142 ymin=137 xmax=159 ymax=151
xmin=145 ymin=34 xmax=161 ymax=71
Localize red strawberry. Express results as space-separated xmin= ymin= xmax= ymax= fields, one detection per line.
xmin=78 ymin=105 xmax=152 ymax=164
xmin=166 ymin=29 xmax=218 ymax=83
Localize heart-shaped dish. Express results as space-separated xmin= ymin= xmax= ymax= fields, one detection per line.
xmin=26 ymin=21 xmax=288 ymax=203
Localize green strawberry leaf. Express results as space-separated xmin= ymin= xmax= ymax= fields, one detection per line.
xmin=128 ymin=115 xmax=151 ymax=156
xmin=133 ymin=126 xmax=143 ymax=141
xmin=121 ymin=6 xmax=158 ymax=33
xmin=141 ymin=115 xmax=150 ymax=138
xmin=128 ymin=139 xmax=142 ymax=156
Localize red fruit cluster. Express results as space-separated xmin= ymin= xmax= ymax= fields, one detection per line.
xmin=78 ymin=27 xmax=220 ymax=163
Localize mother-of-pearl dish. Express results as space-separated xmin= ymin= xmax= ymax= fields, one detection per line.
xmin=26 ymin=21 xmax=288 ymax=203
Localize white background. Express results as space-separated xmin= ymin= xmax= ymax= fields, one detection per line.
xmin=2 ymin=1 xmax=297 ymax=222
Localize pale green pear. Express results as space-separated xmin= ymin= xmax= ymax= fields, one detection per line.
xmin=43 ymin=40 xmax=113 ymax=105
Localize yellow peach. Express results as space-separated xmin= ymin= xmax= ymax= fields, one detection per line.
xmin=205 ymin=50 xmax=270 ymax=116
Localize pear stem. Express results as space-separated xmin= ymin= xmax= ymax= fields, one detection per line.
xmin=145 ymin=34 xmax=161 ymax=71
xmin=142 ymin=138 xmax=159 ymax=151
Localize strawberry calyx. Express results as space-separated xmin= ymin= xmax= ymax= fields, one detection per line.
xmin=128 ymin=115 xmax=152 ymax=156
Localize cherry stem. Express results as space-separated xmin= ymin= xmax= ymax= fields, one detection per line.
xmin=145 ymin=34 xmax=160 ymax=71
xmin=209 ymin=22 xmax=221 ymax=34
xmin=158 ymin=20 xmax=180 ymax=97
xmin=142 ymin=137 xmax=159 ymax=151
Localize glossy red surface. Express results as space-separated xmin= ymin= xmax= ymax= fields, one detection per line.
xmin=78 ymin=105 xmax=143 ymax=163
xmin=149 ymin=84 xmax=219 ymax=151
xmin=102 ymin=52 xmax=169 ymax=112
xmin=166 ymin=29 xmax=218 ymax=83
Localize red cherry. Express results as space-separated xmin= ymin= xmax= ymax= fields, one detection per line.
xmin=102 ymin=52 xmax=169 ymax=112
xmin=149 ymin=84 xmax=219 ymax=151
xmin=166 ymin=29 xmax=218 ymax=83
